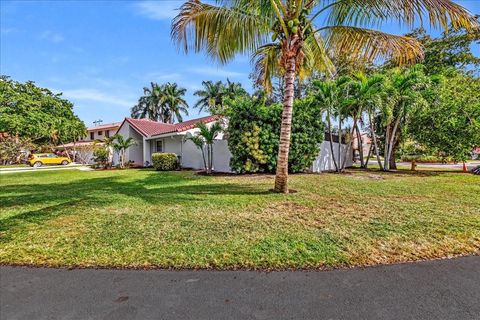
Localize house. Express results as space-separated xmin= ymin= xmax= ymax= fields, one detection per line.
xmin=114 ymin=115 xmax=352 ymax=172
xmin=113 ymin=115 xmax=232 ymax=171
xmin=56 ymin=122 xmax=122 ymax=163
xmin=80 ymin=122 xmax=122 ymax=142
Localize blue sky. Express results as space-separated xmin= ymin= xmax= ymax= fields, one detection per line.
xmin=1 ymin=0 xmax=479 ymax=127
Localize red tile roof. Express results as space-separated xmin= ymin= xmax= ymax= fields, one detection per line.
xmin=121 ymin=115 xmax=220 ymax=137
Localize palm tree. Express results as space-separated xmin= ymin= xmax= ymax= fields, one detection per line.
xmin=189 ymin=135 xmax=208 ymax=171
xmin=112 ymin=135 xmax=137 ymax=169
xmin=162 ymin=82 xmax=189 ymax=123
xmin=379 ymin=66 xmax=429 ymax=171
xmin=172 ymin=0 xmax=476 ymax=193
xmin=194 ymin=121 xmax=223 ymax=174
xmin=132 ymin=82 xmax=189 ymax=123
xmin=131 ymin=82 xmax=166 ymax=122
xmin=347 ymin=72 xmax=385 ymax=170
xmin=193 ymin=80 xmax=225 ymax=113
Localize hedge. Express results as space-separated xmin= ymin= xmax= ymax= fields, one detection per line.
xmin=401 ymin=155 xmax=453 ymax=163
xmin=152 ymin=153 xmax=178 ymax=171
xmin=226 ymin=96 xmax=324 ymax=173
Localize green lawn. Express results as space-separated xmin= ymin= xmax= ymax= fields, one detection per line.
xmin=1 ymin=169 xmax=479 ymax=269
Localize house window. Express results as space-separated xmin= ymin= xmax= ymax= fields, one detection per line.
xmin=98 ymin=131 xmax=103 ymax=136
xmin=90 ymin=132 xmax=94 ymax=140
xmin=105 ymin=130 xmax=110 ymax=138
xmin=156 ymin=140 xmax=163 ymax=152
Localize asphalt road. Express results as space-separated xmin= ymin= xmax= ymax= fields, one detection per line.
xmin=1 ymin=256 xmax=479 ymax=320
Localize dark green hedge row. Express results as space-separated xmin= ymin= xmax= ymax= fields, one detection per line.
xmin=226 ymin=97 xmax=324 ymax=173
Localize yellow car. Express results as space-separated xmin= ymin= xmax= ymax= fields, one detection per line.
xmin=28 ymin=153 xmax=71 ymax=167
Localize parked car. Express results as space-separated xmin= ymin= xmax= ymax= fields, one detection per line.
xmin=27 ymin=153 xmax=71 ymax=167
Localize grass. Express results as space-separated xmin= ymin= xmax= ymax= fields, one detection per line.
xmin=1 ymin=169 xmax=479 ymax=269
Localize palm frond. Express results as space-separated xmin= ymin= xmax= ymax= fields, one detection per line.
xmin=171 ymin=0 xmax=270 ymax=63
xmin=326 ymin=0 xmax=478 ymax=31
xmin=324 ymin=26 xmax=424 ymax=65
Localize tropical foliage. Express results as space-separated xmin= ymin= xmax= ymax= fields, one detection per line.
xmin=408 ymin=72 xmax=480 ymax=163
xmin=171 ymin=0 xmax=477 ymax=192
xmin=193 ymin=79 xmax=247 ymax=115
xmin=226 ymin=96 xmax=324 ymax=174
xmin=131 ymin=82 xmax=189 ymax=123
xmin=190 ymin=121 xmax=223 ymax=174
xmin=112 ymin=135 xmax=137 ymax=169
xmin=0 ymin=76 xmax=86 ymax=146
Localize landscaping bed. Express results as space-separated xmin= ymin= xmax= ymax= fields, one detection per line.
xmin=0 ymin=169 xmax=479 ymax=269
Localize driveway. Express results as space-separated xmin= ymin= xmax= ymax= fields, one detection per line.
xmin=397 ymin=161 xmax=480 ymax=170
xmin=1 ymin=256 xmax=479 ymax=320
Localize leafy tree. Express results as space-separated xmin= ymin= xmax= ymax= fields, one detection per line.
xmin=131 ymin=82 xmax=189 ymax=123
xmin=0 ymin=136 xmax=34 ymax=165
xmin=171 ymin=0 xmax=476 ymax=193
xmin=0 ymin=76 xmax=86 ymax=145
xmin=193 ymin=122 xmax=223 ymax=174
xmin=112 ymin=135 xmax=137 ymax=169
xmin=226 ymin=96 xmax=324 ymax=174
xmin=409 ymin=72 xmax=480 ymax=166
xmin=406 ymin=20 xmax=480 ymax=76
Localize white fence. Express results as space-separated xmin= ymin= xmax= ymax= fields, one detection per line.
xmin=311 ymin=141 xmax=353 ymax=172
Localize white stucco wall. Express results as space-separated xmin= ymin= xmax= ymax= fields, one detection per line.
xmin=311 ymin=141 xmax=353 ymax=172
xmin=112 ymin=123 xmax=144 ymax=166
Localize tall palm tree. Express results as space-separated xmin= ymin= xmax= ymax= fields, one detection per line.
xmin=162 ymin=82 xmax=189 ymax=123
xmin=347 ymin=71 xmax=385 ymax=170
xmin=132 ymin=82 xmax=189 ymax=123
xmin=380 ymin=66 xmax=429 ymax=171
xmin=195 ymin=121 xmax=223 ymax=174
xmin=112 ymin=135 xmax=137 ymax=169
xmin=131 ymin=82 xmax=166 ymax=122
xmin=193 ymin=80 xmax=225 ymax=113
xmin=172 ymin=0 xmax=476 ymax=193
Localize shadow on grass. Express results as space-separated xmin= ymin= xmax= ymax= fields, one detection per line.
xmin=0 ymin=172 xmax=272 ymax=235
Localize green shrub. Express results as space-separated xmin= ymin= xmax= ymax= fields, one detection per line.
xmin=401 ymin=154 xmax=453 ymax=163
xmin=152 ymin=153 xmax=178 ymax=171
xmin=226 ymin=96 xmax=324 ymax=173
xmin=93 ymin=147 xmax=109 ymax=168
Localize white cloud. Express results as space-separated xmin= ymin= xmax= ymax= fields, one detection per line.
xmin=59 ymin=89 xmax=134 ymax=108
xmin=189 ymin=66 xmax=246 ymax=78
xmin=39 ymin=30 xmax=64 ymax=43
xmin=134 ymin=1 xmax=179 ymax=20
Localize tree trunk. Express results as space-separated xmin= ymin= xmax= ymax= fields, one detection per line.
xmin=364 ymin=142 xmax=373 ymax=168
xmin=337 ymin=117 xmax=342 ymax=172
xmin=387 ymin=116 xmax=401 ymax=171
xmin=274 ymin=54 xmax=296 ymax=193
xmin=355 ymin=123 xmax=364 ymax=167
xmin=383 ymin=124 xmax=391 ymax=171
xmin=327 ymin=108 xmax=338 ymax=172
xmin=201 ymin=145 xmax=207 ymax=172
xmin=368 ymin=111 xmax=383 ymax=170
xmin=342 ymin=117 xmax=357 ymax=171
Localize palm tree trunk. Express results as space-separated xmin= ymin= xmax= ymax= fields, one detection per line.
xmin=342 ymin=117 xmax=357 ymax=171
xmin=201 ymin=146 xmax=207 ymax=171
xmin=274 ymin=54 xmax=296 ymax=193
xmin=364 ymin=142 xmax=373 ymax=168
xmin=206 ymin=144 xmax=212 ymax=174
xmin=387 ymin=116 xmax=401 ymax=170
xmin=369 ymin=111 xmax=383 ymax=170
xmin=384 ymin=124 xmax=390 ymax=171
xmin=337 ymin=117 xmax=342 ymax=172
xmin=327 ymin=108 xmax=338 ymax=172
xmin=355 ymin=123 xmax=364 ymax=167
